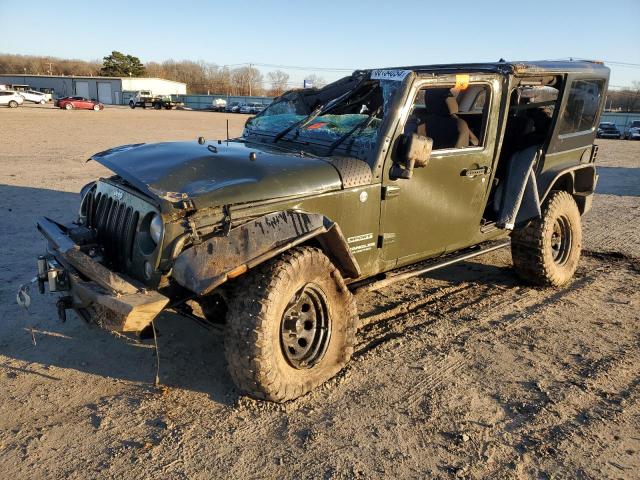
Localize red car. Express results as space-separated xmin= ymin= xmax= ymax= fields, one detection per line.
xmin=56 ymin=96 xmax=104 ymax=111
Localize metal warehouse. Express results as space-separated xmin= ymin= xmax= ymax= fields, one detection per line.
xmin=0 ymin=74 xmax=186 ymax=104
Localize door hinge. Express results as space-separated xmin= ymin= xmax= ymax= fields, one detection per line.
xmin=378 ymin=232 xmax=396 ymax=247
xmin=382 ymin=185 xmax=401 ymax=199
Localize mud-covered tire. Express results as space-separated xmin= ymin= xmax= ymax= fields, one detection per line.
xmin=511 ymin=191 xmax=582 ymax=287
xmin=224 ymin=246 xmax=358 ymax=402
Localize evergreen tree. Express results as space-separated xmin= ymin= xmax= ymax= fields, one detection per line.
xmin=100 ymin=51 xmax=146 ymax=77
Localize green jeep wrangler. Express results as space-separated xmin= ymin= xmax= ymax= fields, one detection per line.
xmin=34 ymin=60 xmax=609 ymax=401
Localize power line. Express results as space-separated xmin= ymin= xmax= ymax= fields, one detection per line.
xmin=551 ymin=57 xmax=640 ymax=70
xmin=603 ymin=60 xmax=640 ymax=68
xmin=250 ymin=62 xmax=353 ymax=72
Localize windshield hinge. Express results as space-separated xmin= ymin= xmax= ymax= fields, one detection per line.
xmin=382 ymin=185 xmax=401 ymax=199
xmin=378 ymin=232 xmax=396 ymax=247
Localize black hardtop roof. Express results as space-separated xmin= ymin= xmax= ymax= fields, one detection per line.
xmin=379 ymin=60 xmax=610 ymax=76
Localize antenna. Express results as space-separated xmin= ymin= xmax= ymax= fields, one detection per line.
xmin=226 ymin=119 xmax=229 ymax=144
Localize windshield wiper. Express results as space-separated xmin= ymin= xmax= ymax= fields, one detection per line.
xmin=273 ymin=74 xmax=369 ymax=144
xmin=326 ymin=106 xmax=381 ymax=156
xmin=273 ymin=103 xmax=325 ymax=143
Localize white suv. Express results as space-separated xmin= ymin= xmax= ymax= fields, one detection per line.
xmin=0 ymin=91 xmax=25 ymax=108
xmin=18 ymin=89 xmax=48 ymax=104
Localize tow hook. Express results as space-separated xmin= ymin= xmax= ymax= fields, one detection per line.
xmin=56 ymin=296 xmax=73 ymax=323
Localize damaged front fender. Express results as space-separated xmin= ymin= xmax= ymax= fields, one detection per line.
xmin=171 ymin=210 xmax=360 ymax=295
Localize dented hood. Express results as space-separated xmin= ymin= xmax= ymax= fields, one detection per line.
xmin=90 ymin=141 xmax=342 ymax=208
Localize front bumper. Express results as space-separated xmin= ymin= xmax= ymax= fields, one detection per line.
xmin=36 ymin=217 xmax=169 ymax=333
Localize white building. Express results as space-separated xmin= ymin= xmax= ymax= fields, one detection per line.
xmin=0 ymin=74 xmax=187 ymax=104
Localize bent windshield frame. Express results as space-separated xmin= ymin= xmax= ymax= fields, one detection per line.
xmin=243 ymin=75 xmax=406 ymax=162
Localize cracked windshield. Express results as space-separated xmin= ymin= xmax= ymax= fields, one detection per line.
xmin=243 ymin=74 xmax=405 ymax=160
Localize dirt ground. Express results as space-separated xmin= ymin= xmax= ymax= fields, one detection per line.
xmin=1 ymin=104 xmax=638 ymax=480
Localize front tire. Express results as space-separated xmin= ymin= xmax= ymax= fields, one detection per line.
xmin=225 ymin=246 xmax=358 ymax=402
xmin=93 ymin=104 xmax=101 ymax=111
xmin=8 ymin=100 xmax=18 ymax=108
xmin=65 ymin=103 xmax=73 ymax=110
xmin=511 ymin=191 xmax=582 ymax=287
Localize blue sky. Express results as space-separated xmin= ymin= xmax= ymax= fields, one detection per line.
xmin=1 ymin=0 xmax=639 ymax=87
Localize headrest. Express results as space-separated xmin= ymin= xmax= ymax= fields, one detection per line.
xmin=411 ymin=107 xmax=428 ymax=119
xmin=424 ymin=88 xmax=454 ymax=116
xmin=445 ymin=96 xmax=458 ymax=115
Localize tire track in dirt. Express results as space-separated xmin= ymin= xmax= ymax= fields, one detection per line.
xmin=354 ymin=263 xmax=601 ymax=362
xmin=347 ymin=263 xmax=606 ymax=418
xmin=484 ymin=349 xmax=640 ymax=479
xmin=125 ymin=258 xmax=632 ymax=478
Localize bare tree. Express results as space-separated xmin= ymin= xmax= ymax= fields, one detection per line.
xmin=0 ymin=53 xmax=100 ymax=76
xmin=231 ymin=66 xmax=263 ymax=96
xmin=267 ymin=70 xmax=290 ymax=96
xmin=606 ymin=81 xmax=640 ymax=112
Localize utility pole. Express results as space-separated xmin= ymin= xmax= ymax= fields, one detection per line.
xmin=248 ymin=63 xmax=252 ymax=97
xmin=46 ymin=62 xmax=53 ymax=75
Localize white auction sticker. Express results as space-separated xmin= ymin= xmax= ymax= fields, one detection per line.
xmin=370 ymin=69 xmax=411 ymax=81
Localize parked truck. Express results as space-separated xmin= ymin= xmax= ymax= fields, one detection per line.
xmin=129 ymin=91 xmax=182 ymax=110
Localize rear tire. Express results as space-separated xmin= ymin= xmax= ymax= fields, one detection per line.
xmin=93 ymin=104 xmax=101 ymax=111
xmin=511 ymin=191 xmax=582 ymax=287
xmin=39 ymin=99 xmax=46 ymax=105
xmin=224 ymin=246 xmax=358 ymax=402
xmin=129 ymin=102 xmax=135 ymax=109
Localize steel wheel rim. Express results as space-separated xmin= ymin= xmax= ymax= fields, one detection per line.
xmin=551 ymin=215 xmax=572 ymax=265
xmin=280 ymin=283 xmax=331 ymax=369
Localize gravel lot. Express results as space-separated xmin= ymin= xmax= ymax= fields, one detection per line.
xmin=1 ymin=104 xmax=639 ymax=479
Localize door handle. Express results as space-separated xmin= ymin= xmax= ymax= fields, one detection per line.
xmin=462 ymin=166 xmax=491 ymax=178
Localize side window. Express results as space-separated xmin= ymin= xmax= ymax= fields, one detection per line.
xmin=404 ymin=83 xmax=491 ymax=150
xmin=558 ymin=79 xmax=605 ymax=135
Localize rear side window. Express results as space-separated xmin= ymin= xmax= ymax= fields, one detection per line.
xmin=558 ymin=79 xmax=605 ymax=135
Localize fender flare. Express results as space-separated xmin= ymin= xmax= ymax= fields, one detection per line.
xmin=171 ymin=210 xmax=360 ymax=296
xmin=538 ymin=164 xmax=597 ymax=213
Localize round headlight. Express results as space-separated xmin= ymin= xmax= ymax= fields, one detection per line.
xmin=149 ymin=214 xmax=163 ymax=245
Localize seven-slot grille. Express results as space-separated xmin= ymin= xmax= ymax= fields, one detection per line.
xmin=83 ymin=189 xmax=140 ymax=272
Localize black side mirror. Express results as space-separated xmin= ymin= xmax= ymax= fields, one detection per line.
xmin=389 ymin=133 xmax=433 ymax=180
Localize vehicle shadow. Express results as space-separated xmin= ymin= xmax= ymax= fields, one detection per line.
xmin=596 ymin=166 xmax=640 ymax=197
xmin=0 ymin=183 xmax=237 ymax=406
